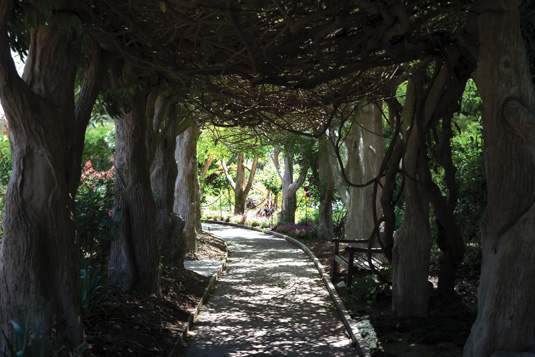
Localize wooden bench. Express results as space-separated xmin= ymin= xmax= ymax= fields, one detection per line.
xmin=331 ymin=239 xmax=384 ymax=288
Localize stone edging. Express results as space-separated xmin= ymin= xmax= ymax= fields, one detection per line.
xmin=168 ymin=233 xmax=229 ymax=357
xmin=202 ymin=220 xmax=371 ymax=357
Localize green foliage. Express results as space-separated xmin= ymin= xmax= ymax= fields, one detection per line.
xmin=426 ymin=79 xmax=485 ymax=243
xmin=2 ymin=320 xmax=48 ymax=357
xmin=277 ymin=133 xmax=317 ymax=169
xmin=0 ymin=121 xmax=11 ymax=242
xmin=80 ymin=263 xmax=106 ymax=321
xmin=459 ymin=79 xmax=482 ymax=117
xmin=347 ymin=264 xmax=392 ymax=305
xmin=82 ymin=123 xmax=115 ymax=171
xmin=451 ymin=119 xmax=486 ymax=242
xmin=259 ymin=170 xmax=281 ymax=196
xmin=75 ymin=161 xmax=115 ymax=264
xmin=1 ymin=318 xmax=86 ymax=357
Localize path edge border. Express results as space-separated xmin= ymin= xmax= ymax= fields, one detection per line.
xmin=169 ymin=233 xmax=229 ymax=357
xmin=202 ymin=220 xmax=371 ymax=357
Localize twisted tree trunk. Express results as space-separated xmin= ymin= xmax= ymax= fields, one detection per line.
xmin=391 ymin=74 xmax=432 ymax=316
xmin=109 ymin=68 xmax=160 ymax=295
xmin=273 ymin=147 xmax=308 ymax=224
xmin=223 ymin=152 xmax=259 ymax=215
xmin=147 ymin=90 xmax=190 ymax=266
xmin=0 ymin=14 xmax=105 ymax=352
xmin=174 ymin=122 xmax=200 ymax=252
xmin=345 ymin=103 xmax=384 ymax=242
xmin=465 ymin=1 xmax=535 ymax=354
xmin=317 ymin=136 xmax=335 ymax=240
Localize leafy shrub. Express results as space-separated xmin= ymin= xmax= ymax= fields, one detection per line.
xmin=2 ymin=320 xmax=48 ymax=357
xmin=82 ymin=123 xmax=115 ymax=171
xmin=2 ymin=319 xmax=87 ymax=357
xmin=451 ymin=120 xmax=486 ymax=242
xmin=347 ymin=263 xmax=392 ymax=305
xmin=75 ymin=161 xmax=115 ymax=265
xmin=0 ymin=120 xmax=11 ymax=243
xmin=80 ymin=262 xmax=106 ymax=321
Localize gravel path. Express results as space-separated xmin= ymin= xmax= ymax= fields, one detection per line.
xmin=177 ymin=223 xmax=356 ymax=356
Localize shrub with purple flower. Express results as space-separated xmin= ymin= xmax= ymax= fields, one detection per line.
xmin=274 ymin=222 xmax=316 ymax=239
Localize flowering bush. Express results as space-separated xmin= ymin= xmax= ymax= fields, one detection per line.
xmin=274 ymin=222 xmax=316 ymax=239
xmin=76 ymin=161 xmax=115 ymax=264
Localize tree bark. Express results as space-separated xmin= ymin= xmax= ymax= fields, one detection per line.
xmin=109 ymin=70 xmax=160 ymax=295
xmin=0 ymin=16 xmax=105 ymax=352
xmin=174 ymin=122 xmax=200 ymax=252
xmin=194 ymin=164 xmax=203 ymax=233
xmin=379 ymin=98 xmax=404 ymax=261
xmin=147 ymin=90 xmax=188 ymax=266
xmin=464 ymin=1 xmax=535 ymax=355
xmin=317 ymin=136 xmax=335 ymax=240
xmin=391 ymin=75 xmax=432 ymax=316
xmin=223 ymin=152 xmax=259 ymax=215
xmin=273 ymin=148 xmax=308 ymax=224
xmin=344 ymin=103 xmax=384 ymax=243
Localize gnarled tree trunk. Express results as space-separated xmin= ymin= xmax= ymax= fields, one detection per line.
xmin=391 ymin=75 xmax=432 ymax=316
xmin=223 ymin=152 xmax=259 ymax=215
xmin=174 ymin=122 xmax=200 ymax=252
xmin=272 ymin=147 xmax=308 ymax=224
xmin=317 ymin=136 xmax=335 ymax=240
xmin=109 ymin=69 xmax=160 ymax=295
xmin=0 ymin=15 xmax=105 ymax=352
xmin=345 ymin=103 xmax=384 ymax=243
xmin=147 ymin=89 xmax=189 ymax=266
xmin=464 ymin=1 xmax=535 ymax=355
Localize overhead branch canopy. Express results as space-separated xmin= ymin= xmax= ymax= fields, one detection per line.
xmin=4 ymin=0 xmax=472 ymax=130
xmin=86 ymin=0 xmax=470 ymax=86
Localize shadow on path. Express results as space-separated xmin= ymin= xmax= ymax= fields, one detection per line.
xmin=177 ymin=223 xmax=356 ymax=356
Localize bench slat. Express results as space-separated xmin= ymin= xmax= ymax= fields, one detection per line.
xmin=345 ymin=247 xmax=383 ymax=254
xmin=334 ymin=254 xmax=349 ymax=268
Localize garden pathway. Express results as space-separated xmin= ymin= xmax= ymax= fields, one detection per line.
xmin=176 ymin=223 xmax=356 ymax=356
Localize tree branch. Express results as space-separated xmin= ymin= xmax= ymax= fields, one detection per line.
xmin=272 ymin=146 xmax=283 ymax=181
xmin=222 ymin=157 xmax=237 ymax=191
xmin=287 ymin=162 xmax=309 ymax=196
xmin=75 ymin=40 xmax=108 ymax=132
xmin=243 ymin=155 xmax=259 ymax=196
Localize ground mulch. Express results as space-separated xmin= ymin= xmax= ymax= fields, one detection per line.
xmin=299 ymin=234 xmax=480 ymax=357
xmin=85 ymin=233 xmax=225 ymax=356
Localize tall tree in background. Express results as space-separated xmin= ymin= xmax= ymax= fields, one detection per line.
xmin=464 ymin=1 xmax=535 ymax=354
xmin=332 ymin=103 xmax=384 ymax=244
xmin=0 ymin=7 xmax=106 ymax=352
xmin=392 ymin=73 xmax=432 ymax=316
xmin=147 ymin=86 xmax=190 ymax=265
xmin=392 ymin=47 xmax=473 ymax=315
xmin=222 ymin=152 xmax=259 ymax=215
xmin=108 ymin=64 xmax=160 ymax=295
xmin=174 ymin=121 xmax=201 ymax=252
xmin=316 ymin=136 xmax=335 ymax=240
xmin=272 ymin=146 xmax=309 ymax=224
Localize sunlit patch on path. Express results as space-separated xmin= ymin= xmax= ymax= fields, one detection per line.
xmin=177 ymin=223 xmax=355 ymax=356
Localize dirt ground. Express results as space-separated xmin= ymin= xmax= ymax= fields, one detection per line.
xmin=297 ymin=234 xmax=479 ymax=357
xmin=85 ymin=233 xmax=226 ymax=357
